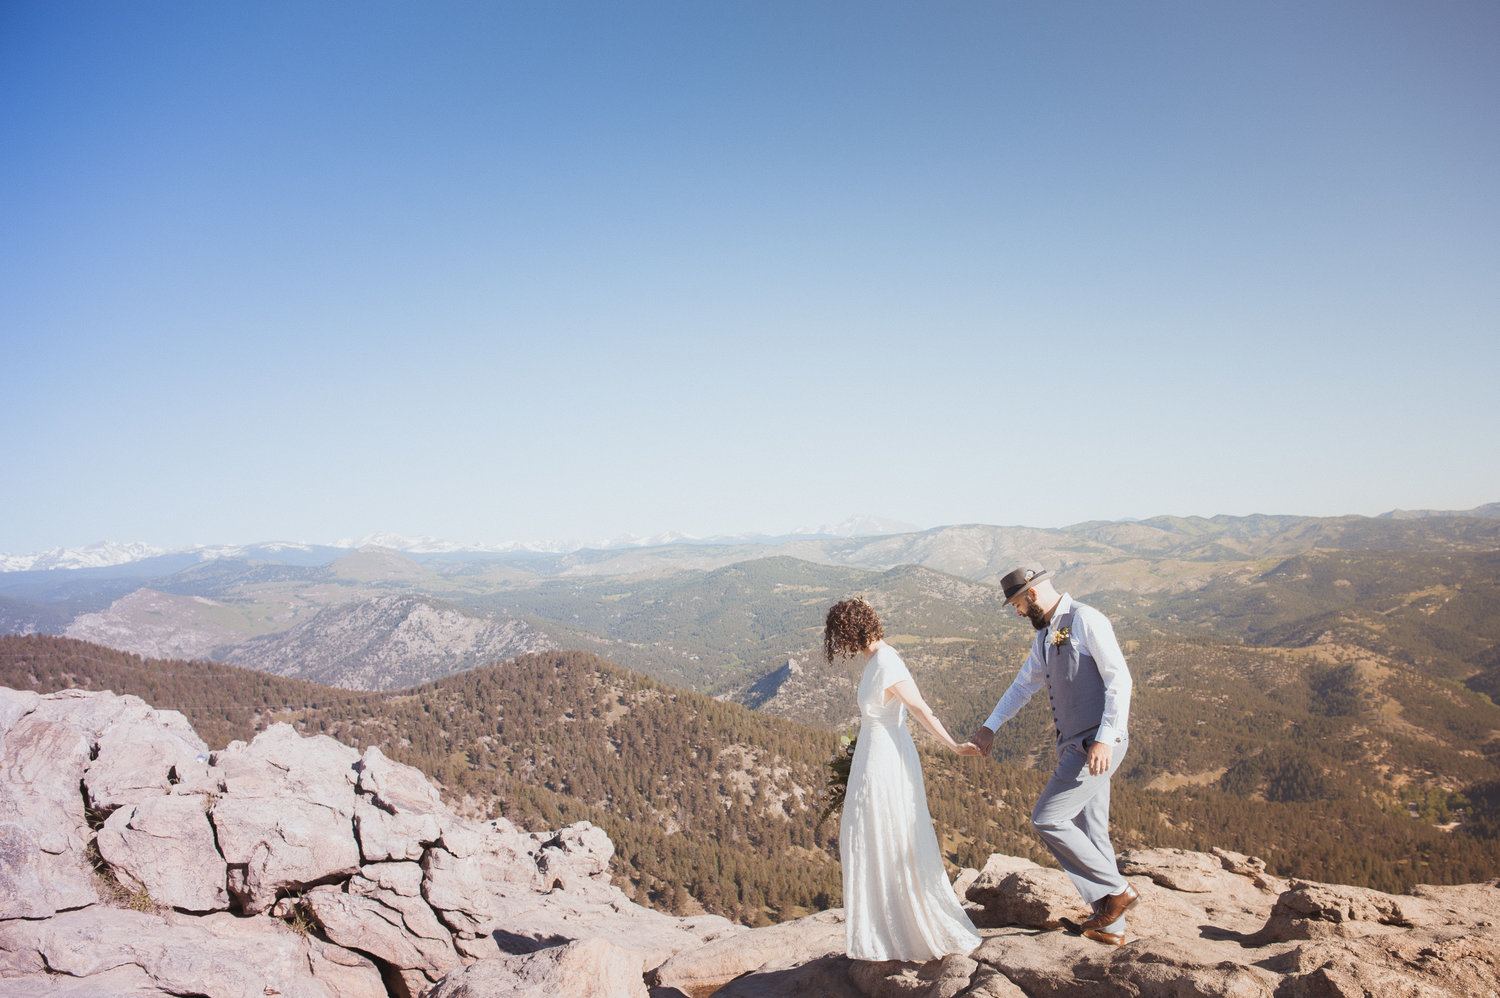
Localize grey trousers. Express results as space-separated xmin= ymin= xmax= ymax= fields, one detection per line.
xmin=1030 ymin=737 xmax=1130 ymax=908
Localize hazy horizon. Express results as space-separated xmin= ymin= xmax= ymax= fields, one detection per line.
xmin=8 ymin=501 xmax=1499 ymax=564
xmin=6 ymin=2 xmax=1497 ymax=554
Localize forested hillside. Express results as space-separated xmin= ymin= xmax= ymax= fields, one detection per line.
xmin=0 ymin=634 xmax=357 ymax=748
xmin=5 ymin=633 xmax=1498 ymax=927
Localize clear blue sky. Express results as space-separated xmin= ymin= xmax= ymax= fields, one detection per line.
xmin=3 ymin=1 xmax=1497 ymax=553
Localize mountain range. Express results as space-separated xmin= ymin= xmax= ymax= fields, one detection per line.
xmin=5 ymin=505 xmax=1499 ymax=697
xmin=2 ymin=506 xmax=1497 ymax=907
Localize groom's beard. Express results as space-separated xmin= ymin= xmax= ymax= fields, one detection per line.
xmin=1024 ymin=601 xmax=1049 ymax=631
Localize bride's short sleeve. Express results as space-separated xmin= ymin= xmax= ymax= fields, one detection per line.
xmin=871 ymin=646 xmax=914 ymax=699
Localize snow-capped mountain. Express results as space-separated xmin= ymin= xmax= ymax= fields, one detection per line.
xmin=328 ymin=531 xmax=651 ymax=555
xmin=0 ymin=541 xmax=323 ymax=574
xmin=805 ymin=514 xmax=922 ymax=538
xmin=330 ymin=532 xmax=513 ymax=554
xmin=0 ymin=541 xmax=167 ymax=573
xmin=2 ymin=516 xmax=919 ymax=573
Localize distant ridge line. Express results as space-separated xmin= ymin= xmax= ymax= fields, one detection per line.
xmin=4 ymin=503 xmax=1497 ymax=574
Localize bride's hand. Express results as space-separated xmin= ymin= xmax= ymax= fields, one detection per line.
xmin=955 ymin=742 xmax=981 ymax=756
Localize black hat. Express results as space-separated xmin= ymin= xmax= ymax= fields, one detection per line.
xmin=1000 ymin=566 xmax=1049 ymax=603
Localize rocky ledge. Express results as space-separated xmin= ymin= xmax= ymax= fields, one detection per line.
xmin=2 ymin=687 xmax=1497 ymax=998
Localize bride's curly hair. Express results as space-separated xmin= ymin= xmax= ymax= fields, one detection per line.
xmin=824 ymin=598 xmax=884 ymax=663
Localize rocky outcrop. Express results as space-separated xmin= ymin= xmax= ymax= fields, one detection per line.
xmin=3 ymin=685 xmax=1497 ymax=998
xmin=0 ymin=906 xmax=387 ymax=998
xmin=218 ymin=595 xmax=554 ymax=690
xmin=0 ymin=687 xmax=736 ymax=998
xmin=643 ymin=847 xmax=1500 ymax=998
xmin=736 ymin=657 xmax=801 ymax=710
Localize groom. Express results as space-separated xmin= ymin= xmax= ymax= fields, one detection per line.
xmin=968 ymin=566 xmax=1139 ymax=946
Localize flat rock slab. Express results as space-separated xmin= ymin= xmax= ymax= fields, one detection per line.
xmin=484 ymin=882 xmax=742 ymax=972
xmin=649 ymin=909 xmax=844 ymax=996
xmin=0 ymin=906 xmax=387 ymax=998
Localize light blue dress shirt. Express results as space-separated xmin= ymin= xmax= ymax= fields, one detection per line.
xmin=982 ymin=593 xmax=1132 ymax=745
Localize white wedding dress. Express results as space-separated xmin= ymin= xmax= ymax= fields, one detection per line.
xmin=840 ymin=645 xmax=982 ymax=961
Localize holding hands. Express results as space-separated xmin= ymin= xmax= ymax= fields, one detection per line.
xmin=966 ymin=726 xmax=995 ymax=757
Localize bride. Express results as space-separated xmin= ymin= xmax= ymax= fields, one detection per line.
xmin=824 ymin=597 xmax=983 ymax=962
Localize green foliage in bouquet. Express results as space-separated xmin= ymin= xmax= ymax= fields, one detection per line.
xmin=816 ymin=731 xmax=858 ymax=832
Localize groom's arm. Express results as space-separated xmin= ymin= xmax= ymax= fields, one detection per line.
xmin=970 ymin=646 xmax=1045 ymax=755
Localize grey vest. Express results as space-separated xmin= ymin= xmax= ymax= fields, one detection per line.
xmin=1037 ymin=606 xmax=1107 ymax=748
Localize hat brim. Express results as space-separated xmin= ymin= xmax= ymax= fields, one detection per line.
xmin=1003 ymin=570 xmax=1049 ymax=603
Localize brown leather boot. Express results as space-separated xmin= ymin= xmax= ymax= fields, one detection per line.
xmin=1080 ymin=884 xmax=1139 ymax=931
xmin=1083 ymin=927 xmax=1125 ymax=946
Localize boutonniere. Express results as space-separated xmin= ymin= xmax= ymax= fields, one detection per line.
xmin=1050 ymin=626 xmax=1071 ymax=647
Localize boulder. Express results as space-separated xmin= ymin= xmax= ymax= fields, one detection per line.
xmin=206 ymin=723 xmax=365 ymax=913
xmin=1103 ymin=936 xmax=1279 ymax=997
xmin=0 ymin=710 xmax=94 ymax=855
xmin=536 ymin=820 xmax=615 ymax=889
xmin=0 ymin=820 xmax=98 ymax=921
xmin=355 ymin=794 xmax=440 ymax=862
xmin=1118 ymin=847 xmax=1227 ymax=893
xmin=470 ymin=818 xmax=548 ymax=887
xmin=82 ymin=704 xmax=208 ymax=812
xmin=302 ymin=869 xmax=462 ymax=986
xmin=848 ymin=952 xmax=980 ymax=998
xmin=1211 ymin=847 xmax=1288 ymax=892
xmin=1265 ymin=933 xmax=1500 ymax=997
xmin=969 ymin=930 xmax=1123 ymax=998
xmin=437 ymin=817 xmax=493 ymax=859
xmin=0 ymin=686 xmax=41 ymax=733
xmin=15 ymin=687 xmax=147 ymax=733
xmin=964 ymin=854 xmax=1080 ymax=929
xmin=0 ymin=691 xmax=108 ymax=917
xmin=423 ymin=845 xmax=495 ymax=935
xmin=356 ymin=744 xmax=446 ymax=814
xmin=951 ymin=866 xmax=981 ymax=904
xmin=1252 ymin=879 xmax=1427 ymax=943
xmin=216 ymin=723 xmax=361 ymax=810
xmin=95 ymin=793 xmax=229 ymax=912
xmin=712 ymin=953 xmax=864 ymax=998
xmin=428 ymin=937 xmax=650 ymax=998
xmin=353 ymin=746 xmax=445 ymax=862
xmin=484 ymin=880 xmax=742 ymax=970
xmin=950 ymin=965 xmax=1029 ymax=998
xmin=211 ymin=794 xmax=362 ymax=914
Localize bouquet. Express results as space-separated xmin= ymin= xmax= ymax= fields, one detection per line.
xmin=816 ymin=731 xmax=858 ymax=832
